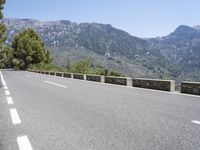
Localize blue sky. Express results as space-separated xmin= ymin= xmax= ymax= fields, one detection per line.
xmin=4 ymin=0 xmax=200 ymax=37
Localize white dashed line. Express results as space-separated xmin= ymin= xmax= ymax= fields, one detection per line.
xmin=5 ymin=90 xmax=10 ymax=96
xmin=44 ymin=80 xmax=67 ymax=88
xmin=0 ymin=71 xmax=6 ymax=86
xmin=4 ymin=86 xmax=8 ymax=90
xmin=1 ymin=71 xmax=33 ymax=149
xmin=192 ymin=120 xmax=200 ymax=125
xmin=9 ymin=108 xmax=21 ymax=125
xmin=17 ymin=135 xmax=33 ymax=150
xmin=7 ymin=97 xmax=14 ymax=105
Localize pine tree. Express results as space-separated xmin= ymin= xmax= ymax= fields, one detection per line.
xmin=0 ymin=0 xmax=6 ymax=19
xmin=0 ymin=45 xmax=13 ymax=68
xmin=0 ymin=0 xmax=6 ymax=46
xmin=0 ymin=0 xmax=7 ymax=68
xmin=12 ymin=28 xmax=51 ymax=69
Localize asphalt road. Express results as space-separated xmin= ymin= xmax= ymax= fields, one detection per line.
xmin=0 ymin=70 xmax=200 ymax=150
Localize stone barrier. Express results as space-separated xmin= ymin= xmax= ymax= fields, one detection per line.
xmin=45 ymin=71 xmax=50 ymax=75
xmin=29 ymin=70 xmax=200 ymax=94
xmin=55 ymin=72 xmax=63 ymax=77
xmin=63 ymin=73 xmax=72 ymax=78
xmin=49 ymin=72 xmax=55 ymax=76
xmin=181 ymin=81 xmax=200 ymax=95
xmin=132 ymin=78 xmax=175 ymax=92
xmin=105 ymin=76 xmax=132 ymax=86
xmin=86 ymin=74 xmax=102 ymax=82
xmin=73 ymin=73 xmax=85 ymax=80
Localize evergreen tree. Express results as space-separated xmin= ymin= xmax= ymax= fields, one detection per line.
xmin=0 ymin=45 xmax=13 ymax=68
xmin=0 ymin=23 xmax=6 ymax=45
xmin=0 ymin=0 xmax=6 ymax=19
xmin=12 ymin=28 xmax=51 ymax=69
xmin=0 ymin=0 xmax=8 ymax=68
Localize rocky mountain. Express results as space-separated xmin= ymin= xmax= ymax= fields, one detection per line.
xmin=2 ymin=18 xmax=148 ymax=57
xmin=1 ymin=18 xmax=200 ymax=86
xmin=148 ymin=25 xmax=200 ymax=67
xmin=193 ymin=25 xmax=200 ymax=31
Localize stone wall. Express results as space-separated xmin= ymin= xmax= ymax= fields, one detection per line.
xmin=56 ymin=72 xmax=63 ymax=77
xmin=28 ymin=70 xmax=179 ymax=93
xmin=73 ymin=73 xmax=85 ymax=80
xmin=181 ymin=81 xmax=200 ymax=95
xmin=132 ymin=78 xmax=175 ymax=91
xmin=49 ymin=72 xmax=55 ymax=75
xmin=63 ymin=73 xmax=72 ymax=78
xmin=45 ymin=71 xmax=49 ymax=75
xmin=105 ymin=76 xmax=132 ymax=86
xmin=86 ymin=75 xmax=102 ymax=82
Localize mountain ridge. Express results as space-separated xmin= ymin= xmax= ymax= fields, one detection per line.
xmin=1 ymin=18 xmax=200 ymax=85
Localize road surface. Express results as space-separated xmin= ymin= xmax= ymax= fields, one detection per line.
xmin=0 ymin=70 xmax=200 ymax=150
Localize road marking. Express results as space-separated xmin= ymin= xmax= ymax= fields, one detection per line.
xmin=7 ymin=97 xmax=13 ymax=105
xmin=0 ymin=71 xmax=6 ymax=86
xmin=44 ymin=80 xmax=67 ymax=88
xmin=1 ymin=71 xmax=32 ymax=150
xmin=192 ymin=120 xmax=200 ymax=125
xmin=9 ymin=108 xmax=21 ymax=125
xmin=17 ymin=135 xmax=33 ymax=150
xmin=5 ymin=90 xmax=10 ymax=96
xmin=24 ymin=75 xmax=31 ymax=78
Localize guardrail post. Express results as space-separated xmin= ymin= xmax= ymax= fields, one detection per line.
xmin=101 ymin=76 xmax=105 ymax=83
xmin=83 ymin=74 xmax=86 ymax=80
xmin=126 ymin=77 xmax=132 ymax=86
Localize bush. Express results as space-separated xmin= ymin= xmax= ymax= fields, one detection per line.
xmin=28 ymin=58 xmax=123 ymax=77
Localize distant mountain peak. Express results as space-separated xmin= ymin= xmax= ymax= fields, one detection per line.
xmin=169 ymin=25 xmax=197 ymax=37
xmin=174 ymin=25 xmax=195 ymax=33
xmin=193 ymin=25 xmax=200 ymax=31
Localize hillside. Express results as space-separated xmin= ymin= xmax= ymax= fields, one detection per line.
xmin=1 ymin=18 xmax=200 ymax=86
xmin=148 ymin=25 xmax=200 ymax=67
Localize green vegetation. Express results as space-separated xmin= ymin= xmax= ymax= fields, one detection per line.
xmin=0 ymin=0 xmax=9 ymax=68
xmin=0 ymin=28 xmax=52 ymax=70
xmin=0 ymin=0 xmax=6 ymax=19
xmin=0 ymin=46 xmax=13 ymax=68
xmin=29 ymin=58 xmax=123 ymax=76
xmin=12 ymin=29 xmax=51 ymax=70
xmin=0 ymin=24 xmax=8 ymax=68
xmin=29 ymin=62 xmax=59 ymax=72
xmin=68 ymin=59 xmax=122 ymax=76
